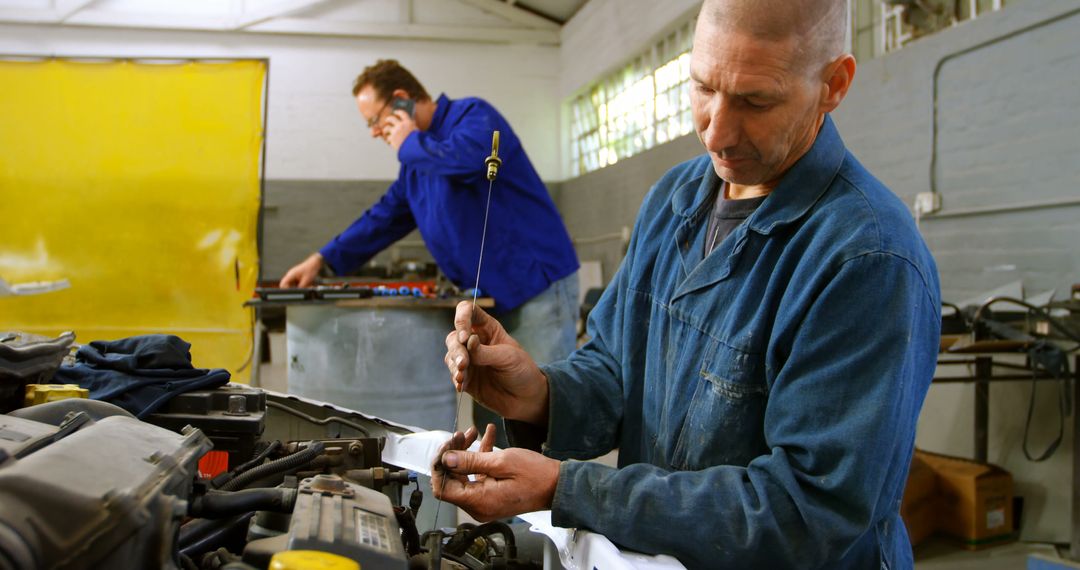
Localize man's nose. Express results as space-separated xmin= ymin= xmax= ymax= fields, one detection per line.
xmin=702 ymin=99 xmax=741 ymax=153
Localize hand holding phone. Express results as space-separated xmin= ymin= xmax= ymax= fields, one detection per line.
xmin=391 ymin=97 xmax=415 ymax=118
xmin=384 ymin=97 xmax=417 ymax=151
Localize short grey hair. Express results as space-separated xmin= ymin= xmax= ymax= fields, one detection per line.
xmin=699 ymin=0 xmax=848 ymax=75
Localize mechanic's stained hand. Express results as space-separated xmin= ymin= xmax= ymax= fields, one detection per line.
xmin=443 ymin=301 xmax=548 ymax=425
xmin=382 ymin=109 xmax=416 ymax=151
xmin=432 ymin=423 xmax=495 ymax=479
xmin=279 ymin=252 xmax=323 ymax=288
xmin=432 ymin=425 xmax=560 ymax=521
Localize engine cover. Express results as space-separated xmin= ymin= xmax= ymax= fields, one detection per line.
xmin=0 ymin=410 xmax=210 ymax=569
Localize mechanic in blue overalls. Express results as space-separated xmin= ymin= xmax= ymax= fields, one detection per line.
xmin=280 ymin=60 xmax=579 ymax=447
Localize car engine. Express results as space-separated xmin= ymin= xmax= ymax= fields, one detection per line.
xmin=0 ymin=383 xmax=542 ymax=570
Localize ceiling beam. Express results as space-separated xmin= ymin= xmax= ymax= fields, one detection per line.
xmin=0 ymin=10 xmax=560 ymax=44
xmin=455 ymin=0 xmax=559 ymax=30
xmin=0 ymin=8 xmax=56 ymax=24
xmin=57 ymin=10 xmax=232 ymax=31
xmin=252 ymin=17 xmax=560 ymax=43
xmin=233 ymin=0 xmax=333 ymax=30
xmin=55 ymin=0 xmax=97 ymax=23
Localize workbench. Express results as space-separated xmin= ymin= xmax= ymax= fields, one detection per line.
xmin=932 ymin=352 xmax=1080 ymax=558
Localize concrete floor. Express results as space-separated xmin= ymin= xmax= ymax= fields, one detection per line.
xmin=915 ymin=538 xmax=1067 ymax=569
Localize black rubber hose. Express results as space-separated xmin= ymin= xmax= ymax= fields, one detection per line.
xmin=234 ymin=440 xmax=282 ymax=474
xmin=394 ymin=506 xmax=422 ymax=557
xmin=188 ymin=488 xmax=297 ymax=518
xmin=219 ymin=441 xmax=324 ymax=492
xmin=210 ymin=441 xmax=282 ymax=489
xmin=179 ymin=513 xmax=254 ymax=560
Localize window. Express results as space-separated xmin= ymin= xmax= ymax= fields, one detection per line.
xmin=568 ymin=18 xmax=695 ymax=177
xmin=850 ymin=0 xmax=1008 ymax=61
xmin=568 ymin=2 xmax=1010 ymax=177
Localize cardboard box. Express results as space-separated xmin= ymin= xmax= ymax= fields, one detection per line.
xmin=919 ymin=450 xmax=1015 ymax=549
xmin=901 ymin=451 xmax=939 ymax=547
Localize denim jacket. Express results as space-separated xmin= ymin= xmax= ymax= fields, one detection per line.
xmin=537 ymin=116 xmax=941 ymax=569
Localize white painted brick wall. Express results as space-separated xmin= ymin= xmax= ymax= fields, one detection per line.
xmin=0 ymin=24 xmax=562 ymax=181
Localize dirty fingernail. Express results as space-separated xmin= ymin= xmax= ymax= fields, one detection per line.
xmin=443 ymin=452 xmax=459 ymax=468
xmin=458 ymin=330 xmax=468 ymax=344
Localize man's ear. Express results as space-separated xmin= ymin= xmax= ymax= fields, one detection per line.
xmin=392 ymin=88 xmax=412 ymax=101
xmin=820 ymin=54 xmax=856 ymax=113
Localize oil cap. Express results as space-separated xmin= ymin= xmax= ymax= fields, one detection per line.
xmin=269 ymin=550 xmax=360 ymax=570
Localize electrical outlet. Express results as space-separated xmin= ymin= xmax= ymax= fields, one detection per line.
xmin=913 ymin=192 xmax=942 ymax=217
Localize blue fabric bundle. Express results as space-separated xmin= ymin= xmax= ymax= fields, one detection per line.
xmin=53 ymin=334 xmax=230 ymax=418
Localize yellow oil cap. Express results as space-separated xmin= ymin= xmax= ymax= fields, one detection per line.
xmin=269 ymin=551 xmax=360 ymax=570
xmin=24 ymin=384 xmax=89 ymax=407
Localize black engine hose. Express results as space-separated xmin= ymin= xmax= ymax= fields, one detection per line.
xmin=211 ymin=440 xmax=283 ymax=489
xmin=219 ymin=441 xmax=325 ymax=492
xmin=236 ymin=440 xmax=282 ymax=473
xmin=394 ymin=506 xmax=422 ymax=557
xmin=178 ymin=513 xmax=254 ymax=560
xmin=188 ymin=487 xmax=298 ymax=518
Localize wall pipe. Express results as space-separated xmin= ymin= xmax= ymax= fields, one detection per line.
xmin=928 ymin=5 xmax=1080 ymax=200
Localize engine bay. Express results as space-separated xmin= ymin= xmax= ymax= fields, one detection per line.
xmin=0 ymin=384 xmax=544 ymax=570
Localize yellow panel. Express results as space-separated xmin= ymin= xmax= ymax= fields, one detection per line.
xmin=0 ymin=59 xmax=265 ymax=381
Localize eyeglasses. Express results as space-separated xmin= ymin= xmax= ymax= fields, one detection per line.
xmin=366 ymin=99 xmax=391 ymax=129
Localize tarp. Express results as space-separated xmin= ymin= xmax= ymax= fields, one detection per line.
xmin=0 ymin=58 xmax=266 ymax=382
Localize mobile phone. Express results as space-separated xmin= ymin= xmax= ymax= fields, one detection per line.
xmin=391 ymin=97 xmax=415 ymax=118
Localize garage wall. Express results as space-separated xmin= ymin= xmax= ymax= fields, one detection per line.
xmin=556 ymin=0 xmax=1080 ymax=543
xmin=559 ymin=0 xmax=701 ymax=98
xmin=833 ymin=0 xmax=1080 ymax=304
xmin=555 ymin=0 xmax=701 ymax=280
xmin=833 ymin=0 xmax=1080 ymax=543
xmin=0 ymin=24 xmax=561 ymax=181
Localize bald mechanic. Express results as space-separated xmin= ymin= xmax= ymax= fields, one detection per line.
xmin=434 ymin=0 xmax=941 ymax=568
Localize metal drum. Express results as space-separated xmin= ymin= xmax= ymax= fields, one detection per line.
xmin=285 ymin=304 xmax=456 ymax=432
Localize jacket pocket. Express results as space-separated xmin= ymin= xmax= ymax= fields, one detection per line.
xmin=671 ymin=341 xmax=769 ymax=470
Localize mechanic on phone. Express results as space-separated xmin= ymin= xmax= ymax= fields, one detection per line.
xmin=280 ymin=60 xmax=579 ymax=445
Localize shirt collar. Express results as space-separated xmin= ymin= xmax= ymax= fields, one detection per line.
xmin=671 ymin=114 xmax=847 ymax=235
xmin=428 ymin=93 xmax=451 ymax=132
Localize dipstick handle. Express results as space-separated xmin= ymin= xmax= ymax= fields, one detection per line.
xmin=485 ymin=130 xmax=502 ymax=181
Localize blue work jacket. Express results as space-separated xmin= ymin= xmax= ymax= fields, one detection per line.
xmin=320 ymin=94 xmax=578 ymax=312
xmin=538 ymin=116 xmax=941 ymax=569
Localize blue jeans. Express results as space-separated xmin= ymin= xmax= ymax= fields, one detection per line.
xmin=473 ymin=271 xmax=579 ymax=447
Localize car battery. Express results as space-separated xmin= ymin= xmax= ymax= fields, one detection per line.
xmin=144 ymin=384 xmax=265 ymax=470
